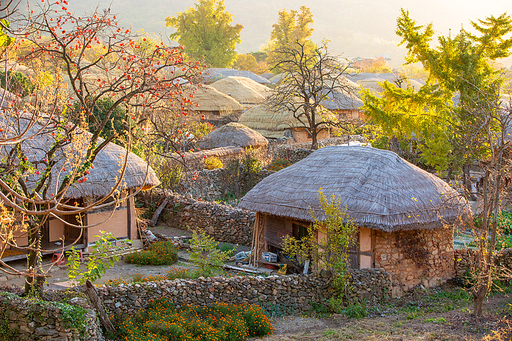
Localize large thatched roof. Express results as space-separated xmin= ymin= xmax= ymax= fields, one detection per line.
xmin=187 ymin=85 xmax=243 ymax=115
xmin=0 ymin=115 xmax=160 ymax=199
xmin=203 ymin=68 xmax=271 ymax=84
xmin=239 ymin=146 xmax=470 ymax=232
xmin=210 ymin=76 xmax=273 ymax=106
xmin=198 ymin=122 xmax=268 ymax=150
xmin=238 ymin=102 xmax=335 ymax=139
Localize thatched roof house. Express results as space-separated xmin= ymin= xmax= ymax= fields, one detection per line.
xmin=239 ymin=146 xmax=471 ymax=293
xmin=203 ymin=68 xmax=271 ymax=84
xmin=0 ymin=115 xmax=160 ymax=255
xmin=187 ymin=85 xmax=244 ymax=117
xmin=238 ymin=102 xmax=334 ymax=142
xmin=198 ymin=122 xmax=268 ymax=150
xmin=210 ymin=76 xmax=273 ymax=107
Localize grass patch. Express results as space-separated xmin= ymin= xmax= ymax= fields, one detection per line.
xmin=103 ymin=267 xmax=230 ymax=286
xmin=115 ymin=299 xmax=273 ymax=341
xmin=125 ymin=241 xmax=178 ymax=266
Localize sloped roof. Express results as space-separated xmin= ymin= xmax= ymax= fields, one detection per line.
xmin=239 ymin=146 xmax=470 ymax=232
xmin=238 ymin=102 xmax=335 ymax=139
xmin=210 ymin=76 xmax=273 ymax=106
xmin=203 ymin=68 xmax=271 ymax=84
xmin=186 ymin=85 xmax=243 ymax=115
xmin=0 ymin=114 xmax=160 ymax=199
xmin=198 ymin=122 xmax=268 ymax=149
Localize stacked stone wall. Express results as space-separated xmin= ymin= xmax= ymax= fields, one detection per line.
xmin=0 ymin=293 xmax=103 ymax=341
xmin=94 ymin=269 xmax=392 ymax=317
xmin=374 ymin=226 xmax=455 ymax=294
xmin=454 ymin=247 xmax=512 ymax=278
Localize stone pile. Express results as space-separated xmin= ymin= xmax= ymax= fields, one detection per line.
xmin=0 ymin=294 xmax=103 ymax=341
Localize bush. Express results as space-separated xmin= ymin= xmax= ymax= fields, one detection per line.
xmin=341 ymin=302 xmax=368 ymax=318
xmin=204 ymin=156 xmax=223 ymax=170
xmin=0 ymin=70 xmax=34 ymax=96
xmin=125 ymin=241 xmax=178 ymax=265
xmin=268 ymin=157 xmax=291 ymax=171
xmin=115 ymin=299 xmax=273 ymax=341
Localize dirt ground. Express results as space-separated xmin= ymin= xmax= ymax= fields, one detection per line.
xmin=3 ymin=226 xmax=511 ymax=340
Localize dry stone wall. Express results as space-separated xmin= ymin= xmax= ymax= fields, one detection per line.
xmin=454 ymin=247 xmax=512 ymax=278
xmin=0 ymin=293 xmax=103 ymax=341
xmin=374 ymin=226 xmax=455 ymax=295
xmin=156 ymin=190 xmax=255 ymax=245
xmin=95 ymin=269 xmax=392 ymax=317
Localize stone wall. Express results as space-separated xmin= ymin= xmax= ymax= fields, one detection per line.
xmin=374 ymin=226 xmax=455 ymax=294
xmin=95 ymin=269 xmax=392 ymax=317
xmin=153 ymin=190 xmax=255 ymax=245
xmin=454 ymin=247 xmax=512 ymax=278
xmin=179 ymin=168 xmax=274 ymax=202
xmin=0 ymin=293 xmax=103 ymax=341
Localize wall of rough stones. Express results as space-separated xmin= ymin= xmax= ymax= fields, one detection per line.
xmin=454 ymin=248 xmax=512 ymax=278
xmin=153 ymin=190 xmax=255 ymax=245
xmin=0 ymin=293 xmax=103 ymax=341
xmin=374 ymin=226 xmax=455 ymax=295
xmin=95 ymin=269 xmax=392 ymax=317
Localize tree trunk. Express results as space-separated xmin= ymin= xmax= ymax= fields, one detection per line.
xmin=462 ymin=164 xmax=473 ymax=200
xmin=473 ymin=284 xmax=487 ymax=317
xmin=311 ymin=131 xmax=318 ymax=150
xmin=150 ymin=198 xmax=169 ymax=227
xmin=85 ymin=280 xmax=116 ymax=334
xmin=25 ymin=224 xmax=44 ymax=297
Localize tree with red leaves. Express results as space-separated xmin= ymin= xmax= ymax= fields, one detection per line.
xmin=0 ymin=0 xmax=203 ymax=295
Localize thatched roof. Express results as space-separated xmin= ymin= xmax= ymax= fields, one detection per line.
xmin=0 ymin=115 xmax=160 ymax=199
xmin=0 ymin=88 xmax=17 ymax=109
xmin=239 ymin=146 xmax=470 ymax=232
xmin=238 ymin=102 xmax=334 ymax=139
xmin=186 ymin=85 xmax=243 ymax=115
xmin=320 ymin=89 xmax=364 ymax=110
xmin=210 ymin=76 xmax=273 ymax=106
xmin=203 ymin=68 xmax=271 ymax=84
xmin=198 ymin=122 xmax=268 ymax=150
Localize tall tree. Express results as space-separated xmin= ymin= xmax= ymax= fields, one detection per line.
xmin=165 ymin=0 xmax=243 ymax=68
xmin=266 ymin=6 xmax=315 ymax=72
xmin=1 ymin=0 xmax=202 ymax=295
xmin=269 ymin=41 xmax=354 ymax=149
xmin=363 ymin=10 xmax=512 ymax=183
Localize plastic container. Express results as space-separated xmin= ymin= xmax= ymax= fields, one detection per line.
xmin=262 ymin=252 xmax=277 ymax=263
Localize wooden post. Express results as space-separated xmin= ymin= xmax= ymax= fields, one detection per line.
xmin=85 ymin=280 xmax=116 ymax=334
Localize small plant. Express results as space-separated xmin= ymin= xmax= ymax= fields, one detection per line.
xmin=189 ymin=230 xmax=233 ymax=275
xmin=341 ymin=302 xmax=368 ymax=318
xmin=424 ymin=317 xmax=447 ymax=323
xmin=268 ymin=157 xmax=291 ymax=171
xmin=204 ymin=156 xmax=223 ymax=170
xmin=125 ymin=241 xmax=178 ymax=266
xmin=115 ymin=299 xmax=273 ymax=341
xmin=67 ymin=231 xmax=131 ymax=284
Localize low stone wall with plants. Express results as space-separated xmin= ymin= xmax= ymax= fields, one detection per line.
xmin=154 ymin=190 xmax=255 ymax=245
xmin=454 ymin=247 xmax=512 ymax=278
xmin=95 ymin=268 xmax=392 ymax=317
xmin=0 ymin=292 xmax=103 ymax=341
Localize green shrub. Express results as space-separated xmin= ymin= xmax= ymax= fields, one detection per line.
xmin=341 ymin=302 xmax=368 ymax=318
xmin=204 ymin=156 xmax=223 ymax=170
xmin=115 ymin=299 xmax=273 ymax=341
xmin=268 ymin=157 xmax=291 ymax=171
xmin=0 ymin=70 xmax=34 ymax=97
xmin=125 ymin=241 xmax=178 ymax=265
xmin=189 ymin=230 xmax=233 ymax=275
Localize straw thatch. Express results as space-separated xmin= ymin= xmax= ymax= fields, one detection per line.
xmin=203 ymin=69 xmax=271 ymax=84
xmin=320 ymin=88 xmax=364 ymax=110
xmin=0 ymin=115 xmax=160 ymax=199
xmin=210 ymin=76 xmax=273 ymax=106
xmin=198 ymin=122 xmax=268 ymax=150
xmin=186 ymin=85 xmax=244 ymax=115
xmin=238 ymin=102 xmax=335 ymax=139
xmin=239 ymin=146 xmax=471 ymax=232
xmin=0 ymin=88 xmax=17 ymax=109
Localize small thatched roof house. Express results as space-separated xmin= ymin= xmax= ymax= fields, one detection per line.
xmin=203 ymin=68 xmax=271 ymax=84
xmin=198 ymin=122 xmax=268 ymax=150
xmin=238 ymin=102 xmax=334 ymax=142
xmin=210 ymin=76 xmax=273 ymax=107
xmin=187 ymin=85 xmax=244 ymax=117
xmin=239 ymin=146 xmax=471 ymax=293
xmin=0 ymin=115 xmax=160 ymax=257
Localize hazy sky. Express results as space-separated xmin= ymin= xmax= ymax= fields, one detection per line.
xmin=25 ymin=0 xmax=512 ymax=67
